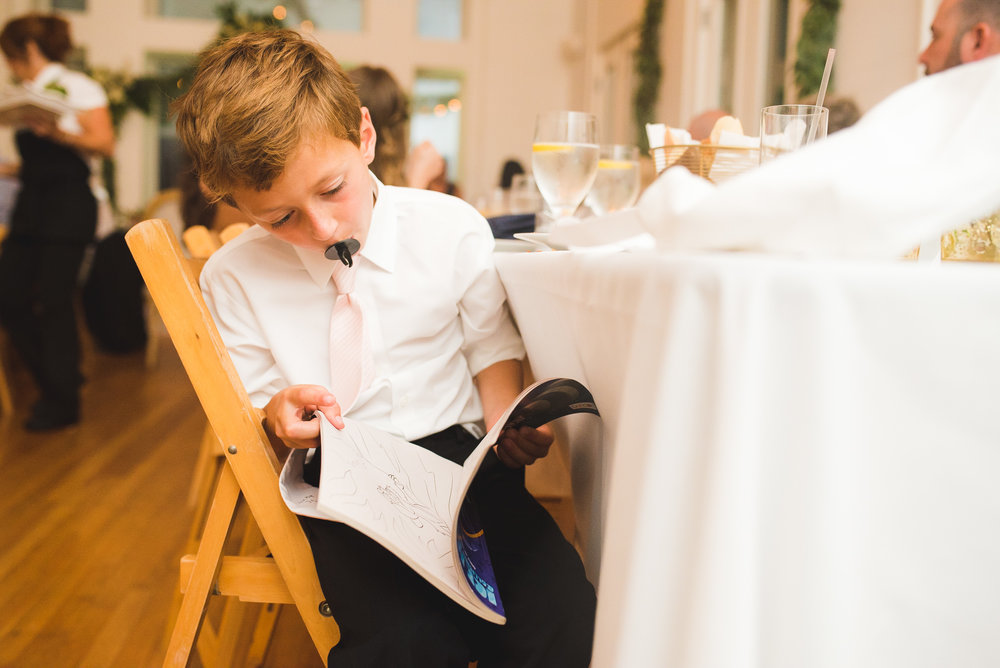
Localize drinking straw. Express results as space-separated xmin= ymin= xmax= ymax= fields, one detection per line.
xmin=816 ymin=48 xmax=836 ymax=109
xmin=806 ymin=48 xmax=836 ymax=144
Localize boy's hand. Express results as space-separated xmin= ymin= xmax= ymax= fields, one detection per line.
xmin=263 ymin=384 xmax=345 ymax=450
xmin=495 ymin=424 xmax=554 ymax=468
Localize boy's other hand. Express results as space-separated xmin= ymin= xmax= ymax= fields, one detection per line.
xmin=495 ymin=424 xmax=554 ymax=468
xmin=263 ymin=384 xmax=345 ymax=450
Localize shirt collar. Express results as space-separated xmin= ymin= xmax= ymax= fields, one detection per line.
xmin=292 ymin=171 xmax=397 ymax=287
xmin=362 ymin=172 xmax=397 ymax=274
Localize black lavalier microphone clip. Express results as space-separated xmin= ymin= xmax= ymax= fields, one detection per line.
xmin=325 ymin=238 xmax=361 ymax=267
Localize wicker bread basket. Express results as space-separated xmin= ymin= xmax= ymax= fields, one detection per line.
xmin=650 ymin=144 xmax=759 ymax=184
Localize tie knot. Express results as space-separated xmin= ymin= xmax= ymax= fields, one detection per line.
xmin=331 ymin=262 xmax=356 ymax=294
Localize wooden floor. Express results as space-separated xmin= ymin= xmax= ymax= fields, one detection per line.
xmin=0 ymin=329 xmax=576 ymax=667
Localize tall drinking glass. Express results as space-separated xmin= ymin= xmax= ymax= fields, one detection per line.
xmin=531 ymin=111 xmax=599 ymax=231
xmin=586 ymin=144 xmax=641 ymax=215
xmin=759 ymin=104 xmax=829 ymax=164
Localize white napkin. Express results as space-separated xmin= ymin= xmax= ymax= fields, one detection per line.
xmin=718 ymin=130 xmax=760 ymax=148
xmin=760 ymin=119 xmax=808 ymax=152
xmin=553 ymin=55 xmax=1000 ymax=258
xmin=548 ymin=168 xmax=713 ymax=249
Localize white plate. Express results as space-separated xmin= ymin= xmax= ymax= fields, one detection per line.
xmin=512 ymin=232 xmax=568 ymax=251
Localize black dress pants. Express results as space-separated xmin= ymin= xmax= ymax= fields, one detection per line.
xmin=300 ymin=425 xmax=596 ymax=667
xmin=0 ymin=237 xmax=88 ymax=414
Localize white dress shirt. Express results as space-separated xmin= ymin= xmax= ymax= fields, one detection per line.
xmin=26 ymin=63 xmax=108 ymax=135
xmin=23 ymin=63 xmax=112 ymax=232
xmin=201 ymin=175 xmax=525 ymax=441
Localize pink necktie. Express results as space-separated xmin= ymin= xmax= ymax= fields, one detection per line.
xmin=329 ymin=262 xmax=373 ymax=412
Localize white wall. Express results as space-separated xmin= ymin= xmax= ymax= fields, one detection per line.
xmin=590 ymin=0 xmax=643 ymax=145
xmin=834 ymin=0 xmax=926 ymax=112
xmin=0 ymin=0 xmax=587 ymax=213
xmin=641 ymin=0 xmax=934 ymax=136
xmin=466 ymin=0 xmax=586 ymax=204
xmin=0 ymin=0 xmax=938 ymax=214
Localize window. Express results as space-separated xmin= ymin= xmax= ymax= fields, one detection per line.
xmin=410 ymin=73 xmax=463 ymax=184
xmin=417 ymin=0 xmax=462 ymax=40
xmin=51 ymin=0 xmax=87 ymax=10
xmin=765 ymin=0 xmax=790 ymax=105
xmin=147 ymin=53 xmax=198 ymax=192
xmin=719 ymin=0 xmax=737 ymax=111
xmin=157 ymin=0 xmax=363 ymax=31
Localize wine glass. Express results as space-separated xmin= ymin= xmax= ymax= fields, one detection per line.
xmin=585 ymin=144 xmax=640 ymax=215
xmin=531 ymin=111 xmax=599 ymax=231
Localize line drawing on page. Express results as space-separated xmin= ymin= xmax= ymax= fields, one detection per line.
xmin=322 ymin=421 xmax=457 ymax=559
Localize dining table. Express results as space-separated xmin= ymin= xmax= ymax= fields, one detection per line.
xmin=494 ymin=245 xmax=1000 ymax=668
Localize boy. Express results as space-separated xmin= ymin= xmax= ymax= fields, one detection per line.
xmin=173 ymin=30 xmax=596 ymax=666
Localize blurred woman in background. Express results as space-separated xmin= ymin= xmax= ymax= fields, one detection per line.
xmin=348 ymin=64 xmax=447 ymax=190
xmin=0 ymin=12 xmax=114 ymax=431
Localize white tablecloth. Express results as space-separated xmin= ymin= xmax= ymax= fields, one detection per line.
xmin=495 ymin=249 xmax=1000 ymax=668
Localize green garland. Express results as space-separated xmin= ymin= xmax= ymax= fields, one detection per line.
xmin=214 ymin=1 xmax=285 ymax=44
xmin=794 ymin=0 xmax=841 ymax=100
xmin=633 ymin=0 xmax=665 ymax=152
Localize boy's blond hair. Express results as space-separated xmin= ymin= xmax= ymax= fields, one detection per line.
xmin=173 ymin=30 xmax=362 ymax=200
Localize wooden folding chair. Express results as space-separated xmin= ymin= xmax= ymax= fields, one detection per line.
xmin=141 ymin=189 xmax=183 ymax=369
xmin=126 ymin=218 xmax=339 ymax=667
xmin=182 ymin=222 xmax=250 ymax=260
xmin=178 ymin=223 xmax=253 ymax=525
xmin=171 ymin=222 xmax=273 ymax=662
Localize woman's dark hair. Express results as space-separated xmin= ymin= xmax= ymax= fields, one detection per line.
xmin=0 ymin=13 xmax=73 ymax=63
xmin=499 ymin=159 xmax=525 ymax=189
xmin=348 ymin=65 xmax=410 ymax=186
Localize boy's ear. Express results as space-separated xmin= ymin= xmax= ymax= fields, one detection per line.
xmin=359 ymin=107 xmax=377 ymax=166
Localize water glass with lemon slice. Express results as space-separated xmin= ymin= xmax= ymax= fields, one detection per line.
xmin=586 ymin=145 xmax=640 ymax=215
xmin=531 ymin=111 xmax=599 ymax=231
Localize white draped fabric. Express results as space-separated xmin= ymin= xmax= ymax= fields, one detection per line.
xmin=496 ymin=249 xmax=1000 ymax=668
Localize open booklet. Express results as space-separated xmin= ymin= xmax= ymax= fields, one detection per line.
xmin=279 ymin=377 xmax=600 ymax=624
xmin=0 ymin=87 xmax=73 ymax=127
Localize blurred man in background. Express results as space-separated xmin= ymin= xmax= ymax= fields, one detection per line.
xmin=919 ymin=0 xmax=1000 ymax=74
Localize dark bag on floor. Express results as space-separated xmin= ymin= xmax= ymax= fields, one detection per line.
xmin=82 ymin=229 xmax=147 ymax=353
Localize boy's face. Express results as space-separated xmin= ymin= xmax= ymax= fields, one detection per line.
xmin=229 ymin=110 xmax=378 ymax=253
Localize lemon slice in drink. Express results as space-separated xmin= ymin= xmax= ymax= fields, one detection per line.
xmin=597 ymin=159 xmax=634 ymax=169
xmin=532 ymin=143 xmax=573 ymax=152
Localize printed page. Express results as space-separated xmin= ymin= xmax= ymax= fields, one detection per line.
xmin=449 ymin=377 xmax=601 ymax=614
xmin=278 ymin=416 xmax=506 ymax=622
xmin=278 ymin=377 xmax=600 ymax=624
xmin=455 ymin=498 xmax=504 ymax=617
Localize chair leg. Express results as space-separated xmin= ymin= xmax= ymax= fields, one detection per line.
xmin=204 ymin=508 xmax=270 ymax=667
xmin=162 ymin=427 xmax=225 ymax=650
xmin=163 ymin=464 xmax=241 ymax=668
